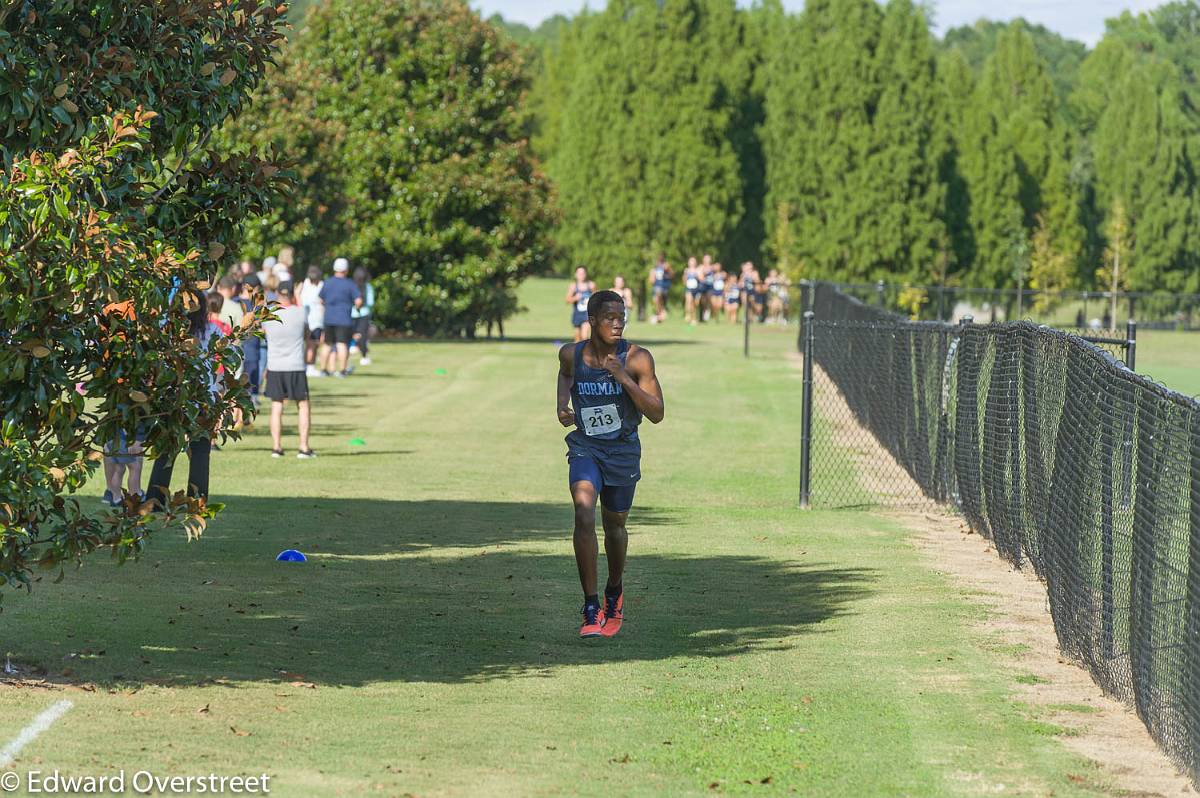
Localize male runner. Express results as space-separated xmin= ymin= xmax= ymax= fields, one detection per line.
xmin=556 ymin=290 xmax=665 ymax=638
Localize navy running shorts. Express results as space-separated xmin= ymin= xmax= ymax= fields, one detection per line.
xmin=569 ymin=452 xmax=637 ymax=513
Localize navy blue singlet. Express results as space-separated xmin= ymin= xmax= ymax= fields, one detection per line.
xmin=571 ymin=283 xmax=592 ymax=328
xmin=566 ymin=339 xmax=642 ymax=486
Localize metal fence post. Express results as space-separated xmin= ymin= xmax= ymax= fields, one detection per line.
xmin=799 ymin=310 xmax=816 ymax=509
xmin=1126 ymin=319 xmax=1137 ymax=371
xmin=1121 ymin=319 xmax=1137 ymax=509
xmin=876 ymin=279 xmax=886 ymax=308
xmin=797 ymin=280 xmax=812 ymax=352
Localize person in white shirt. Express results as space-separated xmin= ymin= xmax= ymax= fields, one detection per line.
xmin=261 ymin=282 xmax=316 ymax=459
xmin=300 ymin=265 xmax=325 ymax=376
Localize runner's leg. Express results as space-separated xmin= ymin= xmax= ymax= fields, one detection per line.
xmin=570 ymin=480 xmax=599 ymax=596
xmin=600 ymin=506 xmax=628 ymax=590
xmin=298 ymin=399 xmax=311 ymax=452
xmin=270 ymin=400 xmax=285 ymax=451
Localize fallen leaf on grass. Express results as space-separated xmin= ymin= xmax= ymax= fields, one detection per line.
xmin=760 ymin=776 xmax=773 ymax=785
xmin=289 ymin=681 xmax=317 ymax=689
xmin=801 ymin=695 xmax=813 ymax=705
xmin=131 ymin=710 xmax=149 ymax=718
xmin=230 ymin=726 xmax=250 ymax=737
xmin=197 ymin=704 xmax=210 ymax=714
xmin=610 ymin=754 xmax=631 ymax=764
xmin=273 ymin=706 xmax=288 ymax=713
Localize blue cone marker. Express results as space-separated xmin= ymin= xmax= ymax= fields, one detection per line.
xmin=276 ymin=549 xmax=306 ymax=563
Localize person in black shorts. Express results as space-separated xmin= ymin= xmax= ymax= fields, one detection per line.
xmin=566 ymin=266 xmax=596 ymax=343
xmin=557 ymin=290 xmax=665 ymax=638
xmin=262 ymin=283 xmax=316 ymax=458
xmin=318 ymin=258 xmax=362 ymax=377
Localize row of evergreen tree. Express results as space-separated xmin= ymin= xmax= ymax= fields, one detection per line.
xmin=514 ymin=0 xmax=1200 ymax=293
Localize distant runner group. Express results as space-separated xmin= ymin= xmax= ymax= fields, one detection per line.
xmin=568 ymin=258 xmax=792 ymax=341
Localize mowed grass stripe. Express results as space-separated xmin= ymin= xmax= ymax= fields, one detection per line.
xmin=0 ymin=279 xmax=1108 ymax=796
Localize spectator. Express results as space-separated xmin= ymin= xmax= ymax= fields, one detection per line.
xmin=257 ymin=256 xmax=276 ymax=286
xmin=239 ymin=275 xmax=264 ymax=406
xmin=216 ymin=275 xmax=244 ymax=330
xmin=318 ymin=257 xmax=362 ymax=377
xmin=207 ymin=292 xmax=232 ymax=337
xmin=300 ymin=265 xmax=325 ymax=377
xmin=262 ymin=282 xmax=316 ymax=459
xmin=103 ymin=429 xmax=144 ymax=507
xmin=351 ymin=266 xmax=375 ymax=366
xmin=145 ymin=291 xmax=222 ymax=509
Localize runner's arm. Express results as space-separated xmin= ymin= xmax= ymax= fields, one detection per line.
xmin=618 ymin=347 xmax=664 ymax=424
xmin=556 ymin=344 xmax=575 ymax=427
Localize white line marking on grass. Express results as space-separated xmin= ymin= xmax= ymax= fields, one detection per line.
xmin=0 ymin=700 xmax=73 ymax=768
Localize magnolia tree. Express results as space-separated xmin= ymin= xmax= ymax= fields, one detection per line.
xmin=227 ymin=0 xmax=556 ymax=337
xmin=0 ymin=1 xmax=289 ymax=597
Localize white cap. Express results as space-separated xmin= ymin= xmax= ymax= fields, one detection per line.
xmin=333 ymin=257 xmax=349 ymax=273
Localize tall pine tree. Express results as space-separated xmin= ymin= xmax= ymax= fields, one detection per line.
xmin=762 ymin=0 xmax=883 ymax=281
xmin=1074 ymin=9 xmax=1200 ymax=292
xmin=955 ymin=24 xmax=1083 ymax=289
xmin=763 ymin=0 xmax=946 ymax=283
xmin=550 ymin=0 xmax=746 ymax=283
xmin=864 ymin=0 xmax=947 ymax=283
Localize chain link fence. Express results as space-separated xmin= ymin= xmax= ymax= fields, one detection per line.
xmin=828 ymin=280 xmax=1200 ymax=331
xmin=796 ymin=282 xmax=1200 ymax=786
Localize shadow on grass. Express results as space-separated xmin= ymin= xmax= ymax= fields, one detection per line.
xmin=5 ymin=498 xmax=875 ymax=688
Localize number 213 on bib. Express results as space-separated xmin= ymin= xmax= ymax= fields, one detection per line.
xmin=581 ymin=404 xmax=620 ymax=436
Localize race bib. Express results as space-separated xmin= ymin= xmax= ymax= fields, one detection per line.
xmin=686 ymin=278 xmax=699 ymax=290
xmin=581 ymin=404 xmax=621 ymax=436
xmin=576 ymin=298 xmax=588 ymax=312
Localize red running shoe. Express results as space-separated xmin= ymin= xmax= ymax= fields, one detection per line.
xmin=579 ymin=602 xmax=605 ymax=638
xmin=600 ymin=591 xmax=623 ymax=637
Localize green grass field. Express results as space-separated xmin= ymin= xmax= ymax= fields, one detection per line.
xmin=1132 ymin=330 xmax=1200 ymax=398
xmin=0 ymin=279 xmax=1164 ymax=796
